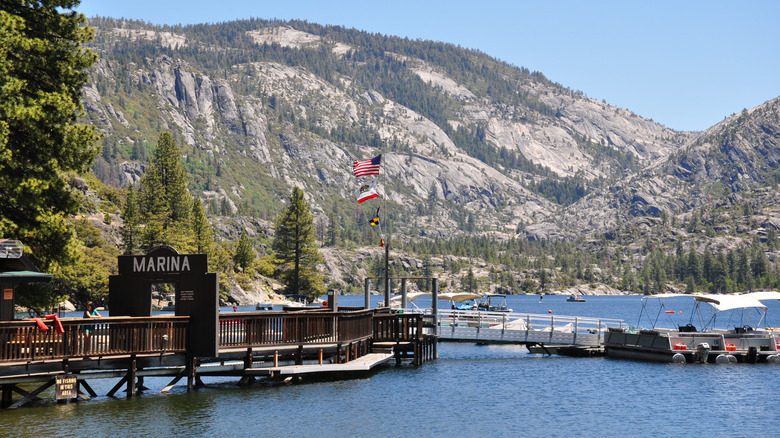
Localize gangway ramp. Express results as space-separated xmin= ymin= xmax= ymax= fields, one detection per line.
xmin=412 ymin=309 xmax=624 ymax=349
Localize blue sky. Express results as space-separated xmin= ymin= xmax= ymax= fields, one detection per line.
xmin=76 ymin=0 xmax=779 ymax=132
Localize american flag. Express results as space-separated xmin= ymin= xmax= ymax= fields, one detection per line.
xmin=353 ymin=154 xmax=381 ymax=177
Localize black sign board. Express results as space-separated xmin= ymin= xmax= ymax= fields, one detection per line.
xmin=56 ymin=374 xmax=78 ymax=400
xmin=109 ymin=245 xmax=219 ymax=357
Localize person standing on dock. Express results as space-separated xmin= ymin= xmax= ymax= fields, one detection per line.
xmin=83 ymin=301 xmax=101 ymax=354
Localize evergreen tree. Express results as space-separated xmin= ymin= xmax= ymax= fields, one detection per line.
xmin=0 ymin=1 xmax=100 ymax=272
xmin=192 ymin=198 xmax=214 ymax=255
xmin=234 ymin=231 xmax=255 ymax=271
xmin=326 ymin=211 xmax=340 ymax=247
xmin=687 ymin=248 xmax=702 ymax=286
xmin=120 ymin=185 xmax=140 ymax=255
xmin=139 ymin=132 xmax=193 ymax=251
xmin=273 ymin=186 xmax=325 ymax=300
xmin=462 ymin=267 xmax=477 ymax=292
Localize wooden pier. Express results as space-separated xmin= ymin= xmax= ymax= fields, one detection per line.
xmin=0 ymin=308 xmax=435 ymax=408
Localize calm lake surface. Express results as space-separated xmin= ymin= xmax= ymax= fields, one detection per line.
xmin=3 ymin=295 xmax=780 ymax=437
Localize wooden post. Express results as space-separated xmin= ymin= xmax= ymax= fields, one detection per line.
xmin=432 ymin=278 xmax=438 ymax=359
xmin=186 ymin=355 xmax=195 ymax=392
xmin=127 ymin=355 xmax=136 ymax=398
xmin=244 ymin=347 xmax=253 ymax=369
xmin=2 ymin=384 xmax=11 ymax=408
xmin=401 ymin=278 xmax=408 ymax=310
xmin=364 ymin=278 xmax=371 ymax=309
xmin=273 ymin=350 xmax=279 ymax=368
xmin=318 ymin=348 xmax=323 ymax=365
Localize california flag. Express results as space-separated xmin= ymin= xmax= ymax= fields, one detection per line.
xmin=357 ymin=179 xmax=379 ymax=204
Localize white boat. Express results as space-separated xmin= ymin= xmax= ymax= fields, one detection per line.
xmin=255 ymin=302 xmax=273 ymax=310
xmin=282 ymin=294 xmax=310 ymax=310
xmin=604 ymin=293 xmax=780 ymax=364
xmin=161 ymin=301 xmax=175 ymax=311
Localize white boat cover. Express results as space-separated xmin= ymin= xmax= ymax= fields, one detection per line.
xmin=642 ymin=293 xmax=766 ymax=311
xmin=437 ymin=292 xmax=483 ymax=302
xmin=389 ymin=292 xmax=432 ymax=304
xmin=741 ymin=291 xmax=780 ymax=302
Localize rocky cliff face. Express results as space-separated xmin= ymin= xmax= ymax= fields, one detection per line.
xmin=83 ymin=18 xmax=780 ymax=246
xmin=555 ymin=96 xmax=780 ymax=236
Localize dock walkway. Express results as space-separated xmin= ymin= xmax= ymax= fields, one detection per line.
xmin=410 ymin=308 xmax=624 ymax=351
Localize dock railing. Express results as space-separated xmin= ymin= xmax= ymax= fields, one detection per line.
xmin=218 ymin=309 xmax=376 ymax=349
xmin=0 ymin=316 xmax=189 ymax=363
xmin=405 ymin=308 xmax=624 ymax=346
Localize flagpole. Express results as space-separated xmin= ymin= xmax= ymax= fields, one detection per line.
xmin=384 ymin=237 xmax=390 ymax=308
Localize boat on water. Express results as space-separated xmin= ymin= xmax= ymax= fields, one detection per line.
xmin=255 ymin=302 xmax=273 ymax=310
xmin=566 ymin=295 xmax=586 ymax=302
xmin=434 ymin=292 xmax=513 ymax=312
xmin=282 ymin=294 xmax=308 ymax=309
xmin=437 ymin=292 xmax=482 ymax=310
xmin=161 ymin=300 xmax=175 ymax=311
xmin=604 ymin=292 xmax=780 ymax=364
xmin=476 ymin=293 xmax=513 ymax=312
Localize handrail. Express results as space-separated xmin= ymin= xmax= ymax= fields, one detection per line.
xmin=0 ymin=316 xmax=189 ymax=363
xmin=218 ymin=310 xmax=376 ymax=349
xmin=413 ymin=308 xmax=624 ymax=333
xmin=373 ymin=313 xmax=432 ymax=343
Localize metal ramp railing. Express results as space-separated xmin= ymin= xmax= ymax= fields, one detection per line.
xmin=402 ymin=308 xmax=624 ymax=346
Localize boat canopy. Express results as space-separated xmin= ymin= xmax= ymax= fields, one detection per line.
xmin=437 ymin=292 xmax=482 ymax=302
xmin=389 ymin=292 xmax=432 ymax=304
xmin=642 ymin=293 xmax=767 ymax=311
xmin=741 ymin=291 xmax=780 ymax=302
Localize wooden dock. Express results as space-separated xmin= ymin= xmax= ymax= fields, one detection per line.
xmin=0 ymin=309 xmax=435 ymax=408
xmin=245 ymin=353 xmax=394 ymax=376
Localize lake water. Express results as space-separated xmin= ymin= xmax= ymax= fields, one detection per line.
xmin=3 ymin=294 xmax=780 ymax=437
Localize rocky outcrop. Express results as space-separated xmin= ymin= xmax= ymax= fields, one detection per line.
xmin=81 ymin=19 xmax=779 ymax=245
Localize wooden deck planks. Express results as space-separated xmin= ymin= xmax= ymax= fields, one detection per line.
xmin=245 ymin=353 xmax=394 ymax=376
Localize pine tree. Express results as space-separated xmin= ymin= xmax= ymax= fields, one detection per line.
xmin=234 ymin=232 xmax=255 ymax=271
xmin=120 ymin=185 xmax=140 ymax=255
xmin=273 ymin=186 xmax=325 ymax=301
xmin=139 ymin=132 xmax=193 ymax=251
xmin=192 ymin=198 xmax=214 ymax=255
xmin=0 ymin=2 xmax=100 ymax=272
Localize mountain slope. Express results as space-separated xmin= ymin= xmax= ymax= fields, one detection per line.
xmin=81 ymin=17 xmax=690 ymax=242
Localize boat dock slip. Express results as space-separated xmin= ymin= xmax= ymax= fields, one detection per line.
xmin=423 ymin=308 xmax=623 ymax=351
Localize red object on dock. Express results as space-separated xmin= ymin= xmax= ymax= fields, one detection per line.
xmin=45 ymin=314 xmax=65 ymax=334
xmin=726 ymin=344 xmax=737 ymax=352
xmin=673 ymin=343 xmax=687 ymax=350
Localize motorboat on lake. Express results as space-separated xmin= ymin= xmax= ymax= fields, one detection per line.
xmin=604 ymin=293 xmax=780 ymax=364
xmin=282 ymin=294 xmax=308 ymax=310
xmin=566 ymin=295 xmax=586 ymax=302
xmin=255 ymin=302 xmax=273 ymax=310
xmin=476 ymin=294 xmax=513 ymax=312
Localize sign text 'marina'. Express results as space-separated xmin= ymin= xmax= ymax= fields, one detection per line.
xmin=133 ymin=255 xmax=191 ymax=273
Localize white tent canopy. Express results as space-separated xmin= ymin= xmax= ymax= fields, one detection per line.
xmin=741 ymin=291 xmax=780 ymax=302
xmin=389 ymin=291 xmax=432 ymax=304
xmin=437 ymin=292 xmax=482 ymax=302
xmin=642 ymin=293 xmax=767 ymax=311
